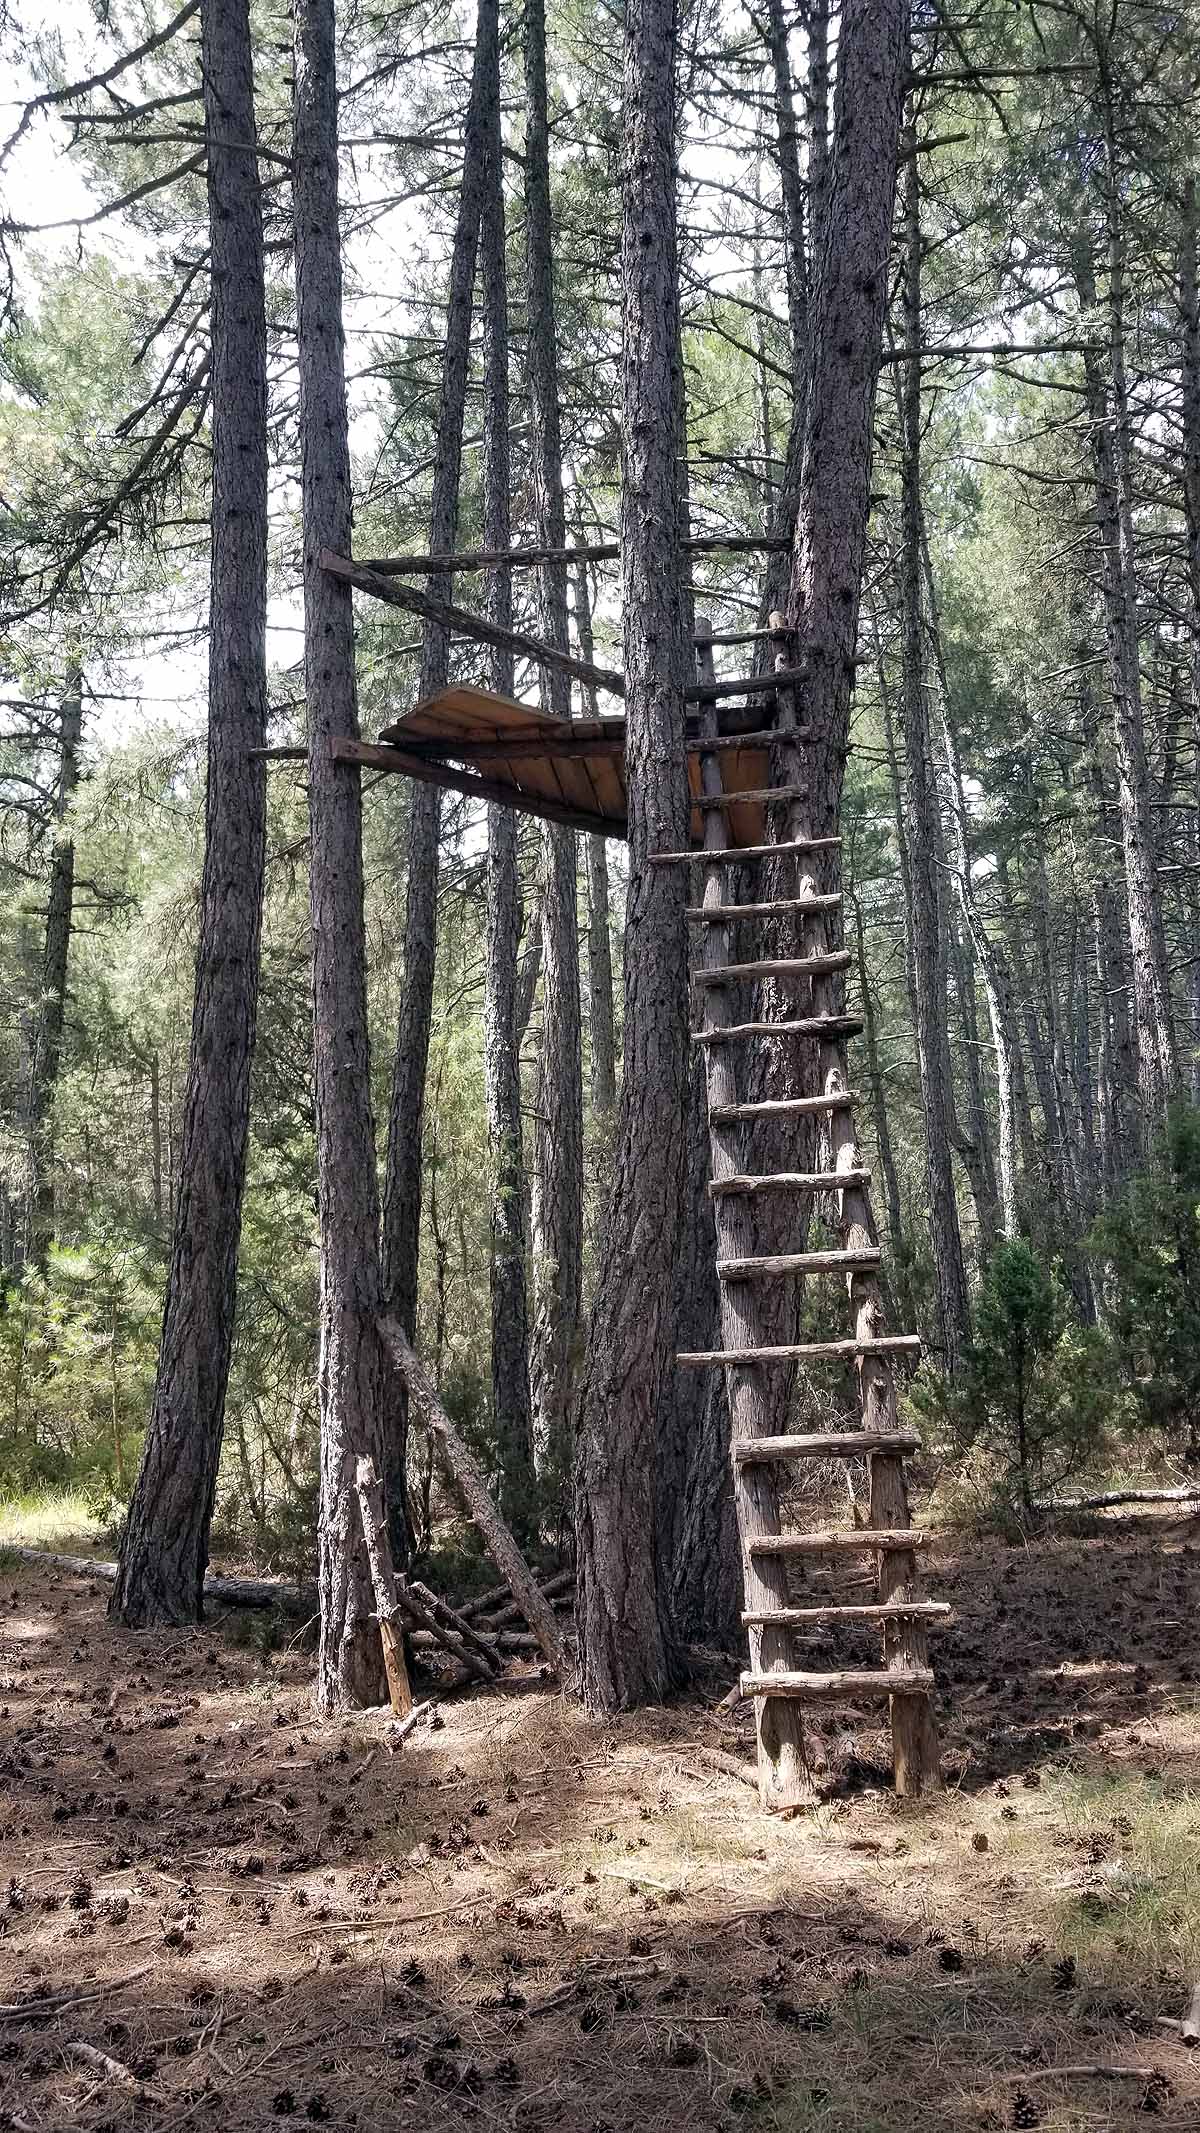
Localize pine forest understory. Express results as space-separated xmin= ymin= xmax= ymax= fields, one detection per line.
xmin=7 ymin=0 xmax=1200 ymax=2123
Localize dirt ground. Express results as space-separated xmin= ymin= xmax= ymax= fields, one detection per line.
xmin=4 ymin=1520 xmax=1200 ymax=2132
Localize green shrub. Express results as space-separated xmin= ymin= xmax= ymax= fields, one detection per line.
xmin=917 ymin=1240 xmax=1120 ymax=1522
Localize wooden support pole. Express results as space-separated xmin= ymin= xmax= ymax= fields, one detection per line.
xmin=321 ymin=549 xmax=627 ymax=697
xmin=377 ymin=1316 xmax=566 ymax=1669
xmin=353 ymin=1457 xmax=414 ymax=1716
xmin=357 ymin=533 xmax=792 ymax=575
xmin=330 ymin=735 xmax=623 ymax=839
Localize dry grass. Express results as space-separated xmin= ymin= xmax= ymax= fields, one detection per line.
xmin=0 ymin=1482 xmax=103 ymax=1551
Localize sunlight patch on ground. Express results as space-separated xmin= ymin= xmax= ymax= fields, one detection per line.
xmin=0 ymin=1486 xmax=104 ymax=1552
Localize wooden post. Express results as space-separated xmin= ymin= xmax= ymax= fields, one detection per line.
xmin=377 ymin=1316 xmax=566 ymax=1670
xmin=353 ymin=1457 xmax=414 ymax=1716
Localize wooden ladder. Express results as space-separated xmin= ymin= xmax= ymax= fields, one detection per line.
xmin=663 ymin=613 xmax=946 ymax=1810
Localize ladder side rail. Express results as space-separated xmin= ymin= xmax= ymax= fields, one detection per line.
xmin=768 ymin=612 xmax=942 ymax=1796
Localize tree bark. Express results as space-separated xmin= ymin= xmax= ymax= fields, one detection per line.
xmin=110 ymin=0 xmax=267 ymax=1629
xmin=574 ymin=0 xmax=690 ymax=1713
xmin=1178 ymin=178 xmax=1200 ymax=1099
xmin=480 ymin=26 xmax=537 ymax=1544
xmin=524 ymin=0 xmax=584 ymax=1479
xmin=293 ymin=0 xmax=390 ymax=1709
xmin=27 ymin=668 xmax=83 ymax=1266
xmin=380 ymin=0 xmax=495 ymax=1544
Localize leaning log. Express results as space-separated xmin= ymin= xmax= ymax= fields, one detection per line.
xmin=377 ymin=1315 xmax=566 ymax=1669
xmin=353 ymin=1457 xmax=414 ymax=1715
xmin=457 ymin=1565 xmax=574 ymax=1622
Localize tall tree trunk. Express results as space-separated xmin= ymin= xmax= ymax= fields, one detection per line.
xmin=852 ymin=890 xmax=910 ymax=1312
xmin=895 ymin=136 xmax=970 ymax=1372
xmin=110 ymin=0 xmax=268 ymax=1629
xmin=758 ymin=0 xmax=822 ymax=622
xmin=668 ymin=1051 xmax=739 ymax=1651
xmin=1073 ymin=83 xmax=1176 ymax=1122
xmin=1178 ymin=177 xmax=1200 ymax=1096
xmin=479 ymin=14 xmax=536 ymax=1544
xmin=293 ymin=0 xmax=390 ymax=1709
xmin=574 ymin=0 xmax=690 ymax=1713
xmin=787 ymin=0 xmax=935 ymax=1786
xmin=524 ymin=0 xmax=584 ymax=1476
xmin=380 ymin=0 xmax=494 ymax=1541
xmin=763 ymin=0 xmax=807 ymax=375
xmin=27 ymin=668 xmax=83 ymax=1266
xmin=924 ymin=547 xmax=1021 ymax=1239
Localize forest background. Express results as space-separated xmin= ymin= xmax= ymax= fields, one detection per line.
xmin=3 ymin=0 xmax=1200 ymax=1604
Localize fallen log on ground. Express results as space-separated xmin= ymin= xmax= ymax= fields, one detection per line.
xmin=2 ymin=1547 xmax=316 ymax=1616
xmin=1039 ymin=1485 xmax=1200 ymax=1513
xmin=378 ymin=1315 xmax=566 ymax=1669
xmin=408 ymin=1626 xmax=543 ymax=1656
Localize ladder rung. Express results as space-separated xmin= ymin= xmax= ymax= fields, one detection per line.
xmin=693 ymin=1015 xmax=862 ymax=1044
xmin=687 ymin=895 xmax=842 ymax=920
xmin=694 ymin=786 xmax=807 ymax=810
xmin=748 ymin=1528 xmax=929 ymax=1555
xmin=688 ymin=663 xmax=808 ymax=703
xmin=742 ymin=1603 xmax=951 ymax=1627
xmin=740 ymin=1668 xmax=935 ymax=1700
xmin=708 ymin=1091 xmax=859 ymax=1122
xmin=709 ymin=1168 xmax=870 ymax=1196
xmin=685 ymin=729 xmax=809 ymax=753
xmin=650 ymin=837 xmax=841 ymax=866
xmin=677 ymin=1335 xmax=921 ymax=1366
xmin=733 ymin=1430 xmax=921 ymax=1463
xmin=694 ymin=952 xmax=852 ymax=984
xmin=718 ymin=1247 xmax=881 ymax=1280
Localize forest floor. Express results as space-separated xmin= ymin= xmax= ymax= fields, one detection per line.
xmin=3 ymin=1519 xmax=1200 ymax=2133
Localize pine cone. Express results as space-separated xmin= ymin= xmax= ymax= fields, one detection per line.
xmin=1050 ymin=1955 xmax=1076 ymax=1991
xmin=1010 ymin=2091 xmax=1042 ymax=2130
xmin=1139 ymin=2070 xmax=1172 ymax=2115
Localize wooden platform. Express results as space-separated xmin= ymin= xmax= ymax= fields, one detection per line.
xmin=362 ymin=684 xmax=783 ymax=846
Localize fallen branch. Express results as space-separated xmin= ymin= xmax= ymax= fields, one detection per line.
xmin=378 ymin=1317 xmax=565 ymax=1670
xmin=387 ymin=1583 xmax=496 ymax=1685
xmin=466 ymin=1568 xmax=575 ymax=1631
xmin=386 ymin=1697 xmax=441 ymax=1748
xmin=65 ymin=2040 xmax=166 ymax=2099
xmin=409 ymin=1577 xmax=501 ymax=1673
xmin=1180 ymin=1979 xmax=1200 ymax=2044
xmin=456 ymin=1566 xmax=573 ymax=1621
xmin=1002 ymin=2065 xmax=1169 ymax=2083
xmin=0 ymin=1967 xmax=155 ymax=2023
